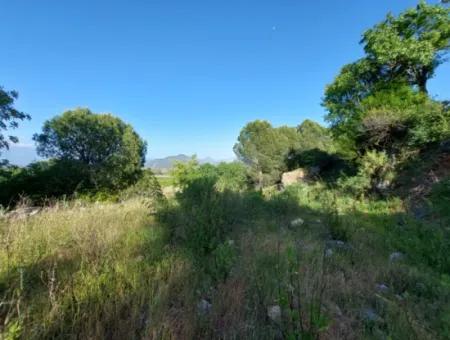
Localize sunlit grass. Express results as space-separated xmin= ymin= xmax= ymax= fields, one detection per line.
xmin=0 ymin=199 xmax=195 ymax=339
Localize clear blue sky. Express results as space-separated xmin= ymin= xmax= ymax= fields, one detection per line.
xmin=1 ymin=0 xmax=449 ymax=164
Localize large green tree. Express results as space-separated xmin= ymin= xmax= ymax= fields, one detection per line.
xmin=0 ymin=87 xmax=30 ymax=154
xmin=362 ymin=1 xmax=450 ymax=93
xmin=33 ymin=108 xmax=147 ymax=189
xmin=234 ymin=120 xmax=300 ymax=186
xmin=323 ymin=1 xmax=450 ymax=153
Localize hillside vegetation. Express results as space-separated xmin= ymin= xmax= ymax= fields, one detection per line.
xmin=1 ymin=1 xmax=450 ymax=339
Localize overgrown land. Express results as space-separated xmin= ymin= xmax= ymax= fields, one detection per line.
xmin=1 ymin=2 xmax=450 ymax=339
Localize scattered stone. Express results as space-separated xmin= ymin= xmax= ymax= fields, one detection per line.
xmin=376 ymin=283 xmax=389 ymax=293
xmin=325 ymin=248 xmax=333 ymax=257
xmin=389 ymin=252 xmax=405 ymax=262
xmin=361 ymin=308 xmax=382 ymax=323
xmin=197 ymin=299 xmax=212 ymax=315
xmin=267 ymin=305 xmax=281 ymax=323
xmin=290 ymin=218 xmax=304 ymax=227
xmin=326 ymin=302 xmax=343 ymax=317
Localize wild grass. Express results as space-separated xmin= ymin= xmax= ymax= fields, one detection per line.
xmin=0 ymin=199 xmax=197 ymax=339
xmin=1 ymin=181 xmax=449 ymax=339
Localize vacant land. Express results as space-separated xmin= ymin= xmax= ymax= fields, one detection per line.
xmin=1 ymin=178 xmax=449 ymax=339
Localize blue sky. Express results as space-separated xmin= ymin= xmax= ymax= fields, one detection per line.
xmin=1 ymin=0 xmax=449 ymax=164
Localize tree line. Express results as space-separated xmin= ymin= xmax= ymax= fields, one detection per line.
xmin=1 ymin=1 xmax=449 ymax=206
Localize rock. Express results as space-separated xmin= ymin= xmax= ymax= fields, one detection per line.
xmin=389 ymin=252 xmax=405 ymax=262
xmin=361 ymin=308 xmax=382 ymax=323
xmin=197 ymin=299 xmax=212 ymax=315
xmin=376 ymin=283 xmax=389 ymax=293
xmin=6 ymin=207 xmax=41 ymax=220
xmin=281 ymin=168 xmax=306 ymax=187
xmin=290 ymin=218 xmax=304 ymax=227
xmin=267 ymin=305 xmax=281 ymax=323
xmin=326 ymin=302 xmax=343 ymax=317
xmin=325 ymin=248 xmax=333 ymax=257
xmin=375 ymin=180 xmax=391 ymax=191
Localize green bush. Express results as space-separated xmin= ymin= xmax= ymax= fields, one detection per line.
xmin=338 ymin=150 xmax=394 ymax=196
xmin=0 ymin=159 xmax=89 ymax=207
xmin=171 ymin=158 xmax=250 ymax=192
xmin=119 ymin=169 xmax=164 ymax=204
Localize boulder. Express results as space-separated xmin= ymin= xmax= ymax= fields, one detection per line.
xmin=290 ymin=217 xmax=304 ymax=228
xmin=197 ymin=299 xmax=212 ymax=315
xmin=389 ymin=251 xmax=405 ymax=263
xmin=267 ymin=305 xmax=281 ymax=323
xmin=281 ymin=168 xmax=306 ymax=187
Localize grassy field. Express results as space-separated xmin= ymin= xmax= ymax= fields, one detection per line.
xmin=155 ymin=175 xmax=174 ymax=188
xmin=1 ymin=181 xmax=449 ymax=339
xmin=0 ymin=199 xmax=194 ymax=339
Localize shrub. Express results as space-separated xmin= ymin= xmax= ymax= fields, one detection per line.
xmin=119 ymin=169 xmax=164 ymax=204
xmin=0 ymin=159 xmax=89 ymax=207
xmin=338 ymin=150 xmax=394 ymax=196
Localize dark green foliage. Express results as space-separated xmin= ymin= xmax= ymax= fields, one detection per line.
xmin=159 ymin=177 xmax=244 ymax=259
xmin=171 ymin=157 xmax=250 ymax=192
xmin=120 ymin=169 xmax=164 ymax=202
xmin=362 ymin=1 xmax=450 ymax=93
xmin=324 ymin=2 xmax=450 ymax=155
xmin=33 ymin=108 xmax=147 ymax=190
xmin=430 ymin=177 xmax=450 ymax=225
xmin=0 ymin=86 xmax=30 ymax=153
xmin=0 ymin=159 xmax=88 ymax=206
xmin=234 ymin=120 xmax=301 ymax=186
xmin=296 ymin=119 xmax=334 ymax=152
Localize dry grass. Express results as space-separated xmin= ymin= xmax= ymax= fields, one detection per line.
xmin=1 ymin=183 xmax=449 ymax=339
xmin=0 ymin=199 xmax=196 ymax=339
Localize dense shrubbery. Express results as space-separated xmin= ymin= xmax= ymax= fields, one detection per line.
xmin=0 ymin=108 xmax=152 ymax=207
xmin=0 ymin=159 xmax=88 ymax=206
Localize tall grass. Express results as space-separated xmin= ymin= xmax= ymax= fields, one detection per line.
xmin=0 ymin=200 xmax=196 ymax=339
xmin=1 ymin=181 xmax=449 ymax=339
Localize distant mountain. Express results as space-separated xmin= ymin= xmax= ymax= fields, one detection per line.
xmin=146 ymin=154 xmax=219 ymax=171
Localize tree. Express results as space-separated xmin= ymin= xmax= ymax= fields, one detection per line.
xmin=0 ymin=87 xmax=30 ymax=154
xmin=323 ymin=2 xmax=450 ymax=150
xmin=296 ymin=119 xmax=334 ymax=152
xmin=234 ymin=120 xmax=300 ymax=186
xmin=362 ymin=1 xmax=450 ymax=93
xmin=33 ymin=108 xmax=147 ymax=189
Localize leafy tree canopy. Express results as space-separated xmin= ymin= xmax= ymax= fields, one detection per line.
xmin=234 ymin=120 xmax=301 ymax=185
xmin=33 ymin=108 xmax=147 ymax=189
xmin=324 ymin=2 xmax=449 ymax=134
xmin=0 ymin=87 xmax=30 ymax=154
xmin=296 ymin=119 xmax=334 ymax=152
xmin=362 ymin=1 xmax=450 ymax=93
